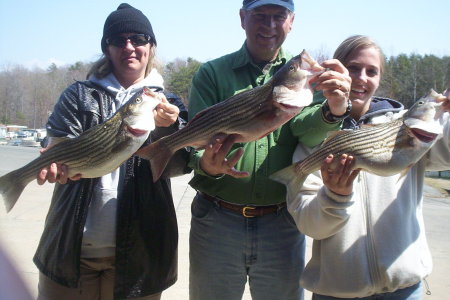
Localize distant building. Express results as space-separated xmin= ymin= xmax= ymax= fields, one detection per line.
xmin=6 ymin=125 xmax=27 ymax=133
xmin=0 ymin=126 xmax=6 ymax=139
xmin=426 ymin=171 xmax=450 ymax=179
xmin=5 ymin=125 xmax=27 ymax=139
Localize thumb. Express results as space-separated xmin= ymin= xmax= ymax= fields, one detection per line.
xmin=158 ymin=93 xmax=168 ymax=103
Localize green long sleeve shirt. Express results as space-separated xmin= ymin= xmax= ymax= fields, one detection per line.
xmin=187 ymin=43 xmax=340 ymax=205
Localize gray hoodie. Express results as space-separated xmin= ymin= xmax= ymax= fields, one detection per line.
xmin=290 ymin=100 xmax=450 ymax=297
xmin=81 ymin=69 xmax=164 ymax=258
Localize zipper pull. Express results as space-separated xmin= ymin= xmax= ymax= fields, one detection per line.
xmin=423 ymin=277 xmax=432 ymax=295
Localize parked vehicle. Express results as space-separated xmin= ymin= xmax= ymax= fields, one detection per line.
xmin=17 ymin=131 xmax=30 ymax=138
xmin=35 ymin=129 xmax=47 ymax=141
xmin=7 ymin=132 xmax=17 ymax=139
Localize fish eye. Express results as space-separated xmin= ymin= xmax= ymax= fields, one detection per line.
xmin=289 ymin=65 xmax=295 ymax=71
xmin=135 ymin=97 xmax=142 ymax=103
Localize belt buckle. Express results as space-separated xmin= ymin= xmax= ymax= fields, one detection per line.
xmin=242 ymin=206 xmax=255 ymax=218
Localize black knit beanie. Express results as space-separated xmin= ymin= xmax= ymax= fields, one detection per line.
xmin=101 ymin=3 xmax=156 ymax=53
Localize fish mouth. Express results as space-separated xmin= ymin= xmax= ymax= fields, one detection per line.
xmin=275 ymin=102 xmax=302 ymax=112
xmin=127 ymin=126 xmax=148 ymax=137
xmin=410 ymin=128 xmax=438 ymax=143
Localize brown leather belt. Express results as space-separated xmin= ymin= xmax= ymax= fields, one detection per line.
xmin=199 ymin=192 xmax=286 ymax=218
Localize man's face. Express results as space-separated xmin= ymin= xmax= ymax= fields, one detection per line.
xmin=240 ymin=5 xmax=294 ymax=63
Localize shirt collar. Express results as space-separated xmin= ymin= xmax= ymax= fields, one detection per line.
xmin=231 ymin=42 xmax=289 ymax=70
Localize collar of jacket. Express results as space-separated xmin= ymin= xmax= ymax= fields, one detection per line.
xmin=77 ymin=80 xmax=116 ymax=122
xmin=344 ymin=96 xmax=405 ymax=129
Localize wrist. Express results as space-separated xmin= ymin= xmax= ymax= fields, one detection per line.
xmin=322 ymin=99 xmax=352 ymax=123
xmin=199 ymin=158 xmax=223 ymax=179
xmin=325 ymin=187 xmax=353 ymax=203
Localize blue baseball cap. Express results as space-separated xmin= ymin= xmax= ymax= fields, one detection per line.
xmin=242 ymin=0 xmax=295 ymax=12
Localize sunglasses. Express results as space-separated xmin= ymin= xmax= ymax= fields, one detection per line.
xmin=106 ymin=34 xmax=151 ymax=48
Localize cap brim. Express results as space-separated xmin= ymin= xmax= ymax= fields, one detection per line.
xmin=244 ymin=0 xmax=294 ymax=11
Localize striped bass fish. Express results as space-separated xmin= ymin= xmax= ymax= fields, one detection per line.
xmin=137 ymin=50 xmax=324 ymax=181
xmin=270 ymin=89 xmax=447 ymax=197
xmin=0 ymin=87 xmax=160 ymax=212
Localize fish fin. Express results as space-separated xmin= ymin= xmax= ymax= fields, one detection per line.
xmin=323 ymin=128 xmax=365 ymax=145
xmin=47 ymin=136 xmax=69 ymax=146
xmin=324 ymin=130 xmax=340 ymax=141
xmin=257 ymin=131 xmax=272 ymax=140
xmin=359 ymin=124 xmax=377 ymax=129
xmin=270 ymin=164 xmax=307 ymax=202
xmin=136 ymin=141 xmax=174 ymax=182
xmin=187 ymin=105 xmax=218 ymax=125
xmin=0 ymin=171 xmax=26 ymax=213
xmin=322 ymin=130 xmax=348 ymax=144
xmin=149 ymin=149 xmax=174 ymax=182
xmin=300 ymin=50 xmax=324 ymax=73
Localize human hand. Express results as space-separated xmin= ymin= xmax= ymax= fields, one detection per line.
xmin=309 ymin=59 xmax=351 ymax=116
xmin=36 ymin=142 xmax=81 ymax=185
xmin=154 ymin=94 xmax=180 ymax=127
xmin=320 ymin=153 xmax=360 ymax=196
xmin=199 ymin=134 xmax=250 ymax=178
xmin=438 ymin=88 xmax=450 ymax=111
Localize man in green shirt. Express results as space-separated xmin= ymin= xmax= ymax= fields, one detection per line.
xmin=188 ymin=1 xmax=351 ymax=299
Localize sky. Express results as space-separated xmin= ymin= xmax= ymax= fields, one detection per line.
xmin=0 ymin=0 xmax=449 ymax=70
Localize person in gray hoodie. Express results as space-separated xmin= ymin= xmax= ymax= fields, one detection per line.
xmin=289 ymin=35 xmax=450 ymax=299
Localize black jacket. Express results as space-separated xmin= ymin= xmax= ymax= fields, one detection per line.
xmin=33 ymin=81 xmax=188 ymax=298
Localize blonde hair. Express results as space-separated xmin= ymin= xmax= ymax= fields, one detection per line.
xmin=86 ymin=45 xmax=156 ymax=79
xmin=333 ymin=35 xmax=385 ymax=74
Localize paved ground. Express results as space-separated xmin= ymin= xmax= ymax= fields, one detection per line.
xmin=0 ymin=146 xmax=449 ymax=299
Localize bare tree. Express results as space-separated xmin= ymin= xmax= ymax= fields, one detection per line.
xmin=0 ymin=54 xmax=448 ymax=128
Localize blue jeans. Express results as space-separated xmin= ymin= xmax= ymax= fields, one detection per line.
xmin=189 ymin=193 xmax=305 ymax=300
xmin=312 ymin=282 xmax=423 ymax=300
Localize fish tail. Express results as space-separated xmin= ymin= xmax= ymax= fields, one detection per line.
xmin=149 ymin=147 xmax=175 ymax=182
xmin=0 ymin=171 xmax=27 ymax=213
xmin=270 ymin=165 xmax=307 ymax=202
xmin=136 ymin=141 xmax=174 ymax=182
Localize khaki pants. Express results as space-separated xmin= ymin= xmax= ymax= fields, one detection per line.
xmin=38 ymin=257 xmax=162 ymax=300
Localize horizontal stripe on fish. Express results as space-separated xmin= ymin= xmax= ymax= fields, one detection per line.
xmin=297 ymin=127 xmax=407 ymax=173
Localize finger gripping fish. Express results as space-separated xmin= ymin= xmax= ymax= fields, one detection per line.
xmin=0 ymin=87 xmax=160 ymax=213
xmin=137 ymin=50 xmax=324 ymax=182
xmin=270 ymin=90 xmax=446 ymax=199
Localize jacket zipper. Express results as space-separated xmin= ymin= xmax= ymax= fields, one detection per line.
xmin=360 ymin=173 xmax=383 ymax=292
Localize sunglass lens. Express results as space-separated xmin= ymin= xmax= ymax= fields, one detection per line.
xmin=107 ymin=36 xmax=127 ymax=47
xmin=129 ymin=35 xmax=149 ymax=46
xmin=107 ymin=35 xmax=150 ymax=48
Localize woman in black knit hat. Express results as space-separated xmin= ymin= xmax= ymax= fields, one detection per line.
xmin=33 ymin=3 xmax=186 ymax=299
